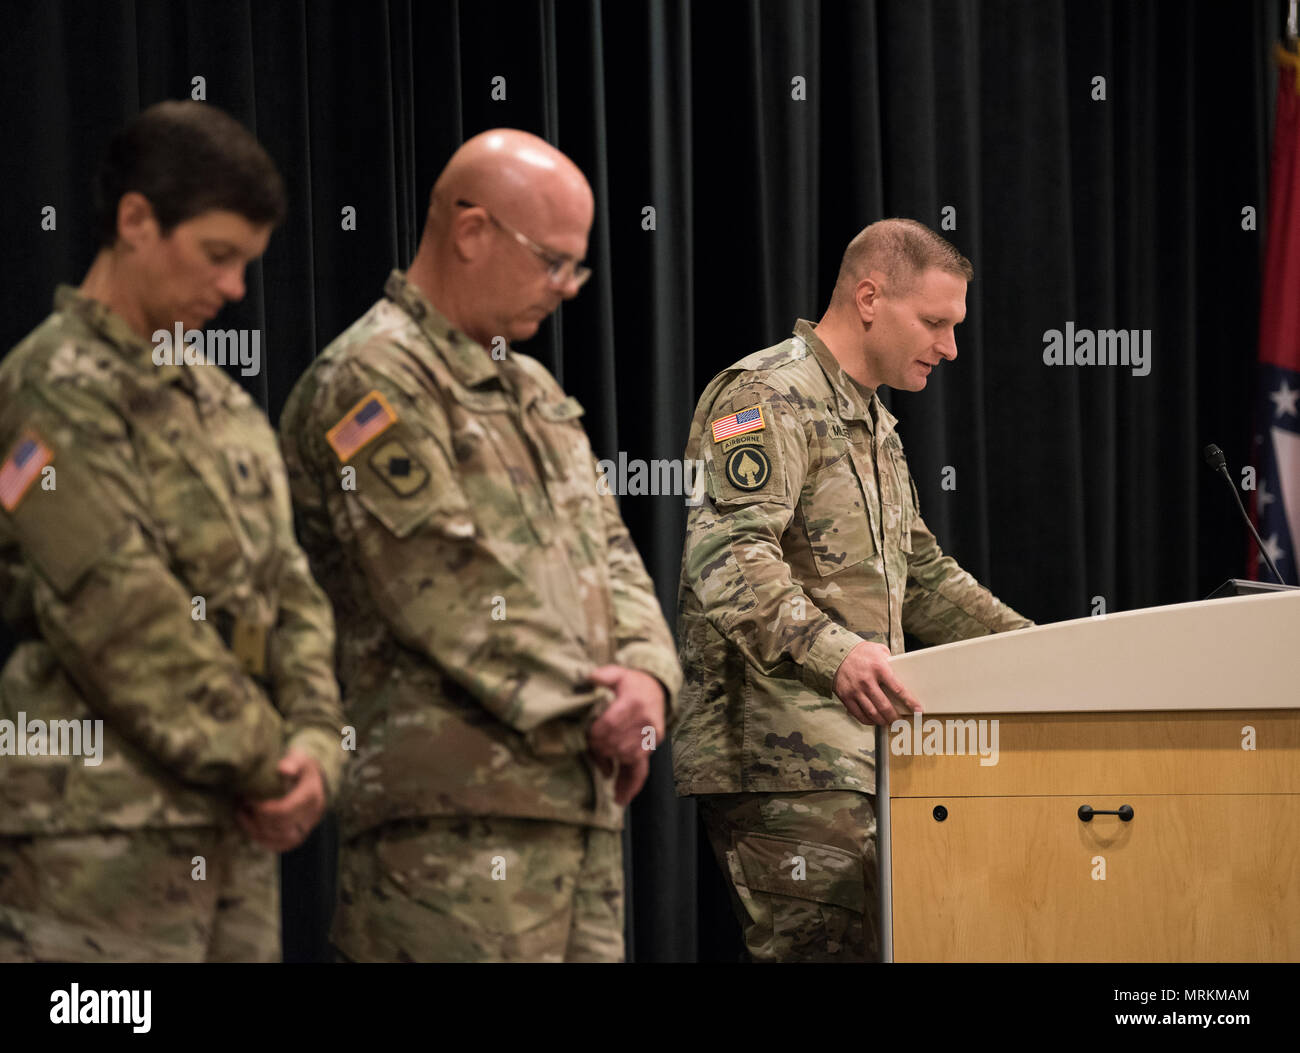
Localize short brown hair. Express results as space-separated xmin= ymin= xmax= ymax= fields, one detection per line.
xmin=93 ymin=100 xmax=286 ymax=248
xmin=832 ymin=217 xmax=973 ymax=301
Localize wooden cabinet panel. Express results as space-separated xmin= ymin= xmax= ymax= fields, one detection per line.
xmin=890 ymin=794 xmax=1300 ymax=961
xmin=888 ymin=712 xmax=1300 ymax=797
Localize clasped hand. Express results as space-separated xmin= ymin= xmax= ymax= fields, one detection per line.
xmin=585 ymin=665 xmax=666 ymax=806
xmin=236 ymin=748 xmax=326 ymax=853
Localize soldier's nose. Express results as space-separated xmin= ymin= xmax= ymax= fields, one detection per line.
xmin=217 ymin=269 xmax=247 ymax=303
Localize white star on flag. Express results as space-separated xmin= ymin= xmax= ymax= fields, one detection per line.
xmin=1259 ymin=533 xmax=1287 ymax=567
xmin=1269 ymin=380 xmax=1300 ymax=420
xmin=1274 ymin=425 xmax=1300 ymax=567
xmin=1258 ymin=479 xmax=1274 ymax=511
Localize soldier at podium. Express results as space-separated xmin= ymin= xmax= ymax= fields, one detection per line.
xmin=674 ymin=218 xmax=1033 ymax=962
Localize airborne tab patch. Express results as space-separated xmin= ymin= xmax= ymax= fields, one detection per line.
xmin=327 ymin=390 xmax=398 ymax=462
xmin=0 ymin=431 xmax=54 ymax=513
xmin=720 ymin=433 xmax=765 ymax=453
xmin=711 ymin=405 xmax=765 ymax=443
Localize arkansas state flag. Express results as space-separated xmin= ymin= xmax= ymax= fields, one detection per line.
xmin=1252 ymin=44 xmax=1300 ymax=585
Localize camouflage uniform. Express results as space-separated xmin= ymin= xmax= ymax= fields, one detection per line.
xmin=331 ymin=816 xmax=624 ymax=963
xmin=280 ymin=270 xmax=680 ymax=962
xmin=676 ymin=319 xmax=1031 ymax=961
xmin=698 ymin=791 xmax=877 ymax=962
xmin=0 ymin=287 xmax=344 ymax=962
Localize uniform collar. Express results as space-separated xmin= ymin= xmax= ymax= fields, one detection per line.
xmin=53 ymin=284 xmax=196 ymax=391
xmin=383 ymin=269 xmax=501 ymax=388
xmin=792 ymin=318 xmax=897 ymax=440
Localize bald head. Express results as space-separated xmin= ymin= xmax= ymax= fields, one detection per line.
xmin=830 ymin=218 xmax=972 ymax=306
xmin=430 ymin=129 xmax=592 ymax=242
xmin=408 ymin=129 xmax=594 ymax=349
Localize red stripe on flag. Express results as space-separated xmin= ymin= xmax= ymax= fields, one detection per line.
xmin=1259 ymin=49 xmax=1300 ymax=371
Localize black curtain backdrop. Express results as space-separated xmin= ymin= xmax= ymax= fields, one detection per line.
xmin=0 ymin=0 xmax=1287 ymax=962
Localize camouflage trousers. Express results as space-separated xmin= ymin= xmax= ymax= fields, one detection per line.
xmin=333 ymin=815 xmax=624 ymax=962
xmin=0 ymin=825 xmax=279 ymax=962
xmin=699 ymin=790 xmax=879 ymax=962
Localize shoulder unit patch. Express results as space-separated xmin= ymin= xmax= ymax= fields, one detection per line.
xmin=725 ymin=445 xmax=771 ymax=490
xmin=368 ymin=439 xmax=429 ymax=497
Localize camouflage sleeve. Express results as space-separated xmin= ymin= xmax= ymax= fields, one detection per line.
xmin=0 ymin=386 xmax=286 ymax=799
xmin=597 ymin=483 xmax=683 ymax=720
xmin=264 ymin=433 xmax=344 ymax=804
xmin=902 ymin=476 xmax=1034 ymax=643
xmin=684 ymin=380 xmax=865 ymax=697
xmin=292 ymin=361 xmax=609 ymax=735
xmin=0 ymin=553 xmax=35 ymax=637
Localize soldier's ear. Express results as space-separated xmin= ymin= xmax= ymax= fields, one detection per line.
xmin=855 ymin=275 xmax=881 ymax=324
xmin=116 ymin=192 xmax=160 ymax=251
xmin=449 ymin=207 xmax=491 ymax=264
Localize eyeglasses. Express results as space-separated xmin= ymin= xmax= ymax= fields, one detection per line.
xmin=455 ymin=199 xmax=592 ymax=290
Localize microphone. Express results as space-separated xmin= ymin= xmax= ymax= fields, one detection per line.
xmin=1203 ymin=443 xmax=1286 ymax=585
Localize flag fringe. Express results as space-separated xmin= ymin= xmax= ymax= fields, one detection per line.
xmin=1279 ymin=42 xmax=1300 ymax=94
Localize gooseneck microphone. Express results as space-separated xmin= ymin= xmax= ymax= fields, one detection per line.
xmin=1203 ymin=443 xmax=1286 ymax=586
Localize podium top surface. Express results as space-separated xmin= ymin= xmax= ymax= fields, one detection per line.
xmin=887 ymin=591 xmax=1300 ymax=715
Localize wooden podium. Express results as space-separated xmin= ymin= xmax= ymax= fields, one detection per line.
xmin=879 ymin=590 xmax=1300 ymax=962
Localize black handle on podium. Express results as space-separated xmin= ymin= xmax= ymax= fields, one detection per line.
xmin=1077 ymin=804 xmax=1134 ymax=822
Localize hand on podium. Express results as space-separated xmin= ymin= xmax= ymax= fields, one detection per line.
xmin=833 ymin=641 xmax=923 ymax=726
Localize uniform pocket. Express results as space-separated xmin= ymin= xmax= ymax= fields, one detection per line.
xmin=799 ymin=455 xmax=875 ymax=576
xmin=728 ymin=829 xmax=868 ymax=961
xmin=531 ymin=395 xmax=603 ymax=537
xmin=733 ymin=830 xmax=866 ymax=913
xmin=886 ymin=439 xmax=915 ymax=555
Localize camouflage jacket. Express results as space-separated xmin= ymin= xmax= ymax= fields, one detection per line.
xmin=279 ymin=271 xmax=681 ymax=839
xmin=0 ymin=287 xmax=344 ymax=835
xmin=674 ymin=319 xmax=1032 ymax=797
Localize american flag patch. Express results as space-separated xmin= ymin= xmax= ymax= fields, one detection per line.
xmin=0 ymin=431 xmax=54 ymax=513
xmin=326 ymin=390 xmax=398 ymax=462
xmin=711 ymin=405 xmax=765 ymax=443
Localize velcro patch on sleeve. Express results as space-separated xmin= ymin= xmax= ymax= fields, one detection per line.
xmin=0 ymin=431 xmax=54 ymax=513
xmin=368 ymin=439 xmax=429 ymax=497
xmin=723 ymin=445 xmax=771 ymax=490
xmin=350 ymin=422 xmax=473 ymax=540
xmin=4 ymin=435 xmax=126 ymax=596
xmin=710 ymin=405 xmax=765 ymax=443
xmin=326 ymin=390 xmax=398 ymax=462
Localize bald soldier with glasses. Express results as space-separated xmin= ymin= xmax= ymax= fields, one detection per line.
xmin=280 ymin=129 xmax=680 ymax=963
xmin=453 ymin=198 xmax=593 ymax=290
